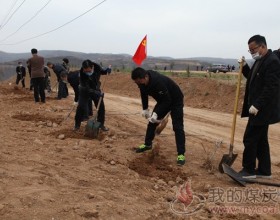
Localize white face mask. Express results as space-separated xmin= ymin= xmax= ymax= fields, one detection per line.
xmin=251 ymin=52 xmax=262 ymax=60
xmin=85 ymin=71 xmax=93 ymax=76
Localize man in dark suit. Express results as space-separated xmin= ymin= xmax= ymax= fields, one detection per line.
xmin=238 ymin=35 xmax=280 ymax=179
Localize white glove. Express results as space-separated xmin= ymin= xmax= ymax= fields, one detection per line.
xmin=73 ymin=101 xmax=78 ymax=106
xmin=148 ymin=112 xmax=158 ymax=123
xmin=249 ymin=105 xmax=258 ymax=115
xmin=237 ymin=56 xmax=246 ymax=66
xmin=141 ymin=109 xmax=150 ymax=119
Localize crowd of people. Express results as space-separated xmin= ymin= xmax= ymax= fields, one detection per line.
xmin=17 ymin=48 xmax=112 ymax=132
xmin=14 ymin=35 xmax=280 ymax=170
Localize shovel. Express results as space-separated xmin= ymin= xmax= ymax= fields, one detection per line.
xmin=155 ymin=112 xmax=170 ymax=135
xmin=222 ymin=163 xmax=280 ymax=187
xmin=84 ymin=96 xmax=103 ymax=138
xmin=218 ymin=59 xmax=244 ymax=173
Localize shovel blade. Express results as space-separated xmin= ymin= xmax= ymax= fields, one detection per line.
xmin=218 ymin=153 xmax=238 ymax=173
xmin=84 ymin=119 xmax=101 ymax=139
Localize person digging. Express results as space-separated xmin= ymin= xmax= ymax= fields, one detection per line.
xmin=131 ymin=67 xmax=186 ymax=166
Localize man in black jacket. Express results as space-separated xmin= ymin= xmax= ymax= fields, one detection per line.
xmin=131 ymin=67 xmax=186 ymax=166
xmin=238 ymin=35 xmax=280 ymax=179
xmin=15 ymin=62 xmax=26 ymax=88
xmin=47 ymin=62 xmax=69 ymax=99
xmin=67 ymin=70 xmax=80 ymax=104
xmin=74 ymin=59 xmax=110 ymax=131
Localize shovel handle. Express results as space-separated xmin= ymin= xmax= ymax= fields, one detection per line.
xmin=229 ymin=60 xmax=244 ymax=153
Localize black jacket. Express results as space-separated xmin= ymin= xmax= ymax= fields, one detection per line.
xmin=138 ymin=70 xmax=184 ymax=119
xmin=52 ymin=64 xmax=67 ymax=81
xmin=241 ymin=49 xmax=280 ymax=125
xmin=67 ymin=70 xmax=80 ymax=86
xmin=16 ymin=66 xmax=26 ymax=77
xmin=79 ymin=62 xmax=109 ymax=97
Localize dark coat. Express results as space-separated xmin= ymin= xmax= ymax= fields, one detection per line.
xmin=138 ymin=70 xmax=184 ymax=119
xmin=52 ymin=64 xmax=67 ymax=81
xmin=241 ymin=49 xmax=280 ymax=125
xmin=16 ymin=66 xmax=26 ymax=77
xmin=67 ymin=70 xmax=80 ymax=86
xmin=79 ymin=62 xmax=109 ymax=99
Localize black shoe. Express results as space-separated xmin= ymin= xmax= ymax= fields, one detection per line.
xmin=100 ymin=125 xmax=109 ymax=131
xmin=82 ymin=116 xmax=89 ymax=122
xmin=256 ymin=170 xmax=272 ymax=179
xmin=135 ymin=144 xmax=152 ymax=153
xmin=73 ymin=121 xmax=81 ymax=131
xmin=237 ymin=169 xmax=256 ymax=179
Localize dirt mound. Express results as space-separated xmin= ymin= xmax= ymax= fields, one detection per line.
xmin=104 ymin=73 xmax=244 ymax=114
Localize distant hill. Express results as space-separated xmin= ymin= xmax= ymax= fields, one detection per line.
xmin=0 ymin=50 xmax=241 ymax=81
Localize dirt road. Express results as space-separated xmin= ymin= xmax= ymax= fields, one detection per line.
xmin=105 ymin=93 xmax=280 ymax=165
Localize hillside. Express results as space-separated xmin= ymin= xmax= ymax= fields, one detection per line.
xmin=0 ymin=50 xmax=240 ymax=81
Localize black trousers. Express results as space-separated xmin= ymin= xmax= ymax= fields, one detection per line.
xmin=145 ymin=101 xmax=185 ymax=155
xmin=70 ymin=83 xmax=79 ymax=102
xmin=16 ymin=74 xmax=25 ymax=87
xmin=57 ymin=80 xmax=69 ymax=99
xmin=242 ymin=120 xmax=271 ymax=175
xmin=32 ymin=77 xmax=45 ymax=102
xmin=75 ymin=90 xmax=105 ymax=126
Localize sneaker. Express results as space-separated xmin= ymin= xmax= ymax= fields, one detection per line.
xmin=177 ymin=154 xmax=185 ymax=166
xmin=135 ymin=144 xmax=152 ymax=153
xmin=100 ymin=125 xmax=109 ymax=132
xmin=237 ymin=169 xmax=256 ymax=179
xmin=256 ymin=170 xmax=272 ymax=179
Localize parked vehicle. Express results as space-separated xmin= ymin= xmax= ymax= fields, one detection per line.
xmin=207 ymin=64 xmax=228 ymax=73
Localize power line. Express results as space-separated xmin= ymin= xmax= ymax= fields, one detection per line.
xmin=0 ymin=0 xmax=107 ymax=46
xmin=0 ymin=0 xmax=27 ymax=32
xmin=0 ymin=0 xmax=19 ymax=28
xmin=0 ymin=0 xmax=53 ymax=43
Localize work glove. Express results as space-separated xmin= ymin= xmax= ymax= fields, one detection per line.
xmin=249 ymin=105 xmax=258 ymax=116
xmin=148 ymin=112 xmax=158 ymax=123
xmin=237 ymin=56 xmax=246 ymax=66
xmin=141 ymin=109 xmax=150 ymax=119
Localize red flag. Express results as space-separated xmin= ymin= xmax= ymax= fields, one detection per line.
xmin=132 ymin=35 xmax=147 ymax=65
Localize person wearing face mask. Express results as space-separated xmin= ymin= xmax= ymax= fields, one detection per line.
xmin=15 ymin=62 xmax=26 ymax=88
xmin=131 ymin=67 xmax=186 ymax=166
xmin=74 ymin=59 xmax=110 ymax=131
xmin=237 ymin=35 xmax=280 ymax=179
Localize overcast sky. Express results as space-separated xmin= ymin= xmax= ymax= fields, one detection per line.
xmin=0 ymin=0 xmax=279 ymax=59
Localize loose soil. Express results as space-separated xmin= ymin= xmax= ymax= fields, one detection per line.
xmin=0 ymin=72 xmax=280 ymax=220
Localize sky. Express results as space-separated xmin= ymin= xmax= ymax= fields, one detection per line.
xmin=0 ymin=0 xmax=279 ymax=59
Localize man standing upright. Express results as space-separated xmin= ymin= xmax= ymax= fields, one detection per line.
xmin=131 ymin=67 xmax=186 ymax=166
xmin=15 ymin=62 xmax=26 ymax=88
xmin=27 ymin=48 xmax=45 ymax=103
xmin=238 ymin=35 xmax=280 ymax=179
